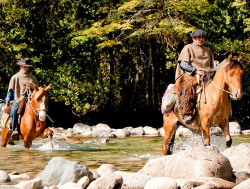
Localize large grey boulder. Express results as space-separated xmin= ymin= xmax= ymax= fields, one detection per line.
xmin=40 ymin=157 xmax=93 ymax=186
xmin=222 ymin=143 xmax=250 ymax=173
xmin=87 ymin=173 xmax=123 ymax=189
xmin=138 ymin=147 xmax=233 ymax=181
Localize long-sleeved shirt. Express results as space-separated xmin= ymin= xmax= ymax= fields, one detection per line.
xmin=179 ymin=42 xmax=198 ymax=75
xmin=5 ymin=71 xmax=23 ymax=102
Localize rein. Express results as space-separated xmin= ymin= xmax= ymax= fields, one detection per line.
xmin=211 ymin=80 xmax=230 ymax=94
xmin=211 ymin=69 xmax=231 ymax=94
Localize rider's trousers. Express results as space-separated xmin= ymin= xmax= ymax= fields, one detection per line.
xmin=10 ymin=101 xmax=20 ymax=131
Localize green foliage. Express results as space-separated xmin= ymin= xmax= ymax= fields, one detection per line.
xmin=0 ymin=0 xmax=250 ymax=127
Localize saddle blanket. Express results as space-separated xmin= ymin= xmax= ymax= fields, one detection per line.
xmin=0 ymin=112 xmax=10 ymax=129
xmin=161 ymin=84 xmax=176 ymax=115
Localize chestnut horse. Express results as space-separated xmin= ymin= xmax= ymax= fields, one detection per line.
xmin=1 ymin=84 xmax=53 ymax=148
xmin=162 ymin=55 xmax=243 ymax=155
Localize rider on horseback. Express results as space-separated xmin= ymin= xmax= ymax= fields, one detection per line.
xmin=4 ymin=58 xmax=39 ymax=138
xmin=175 ymin=29 xmax=216 ymax=124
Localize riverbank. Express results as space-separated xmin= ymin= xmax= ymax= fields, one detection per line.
xmin=0 ymin=122 xmax=250 ymax=188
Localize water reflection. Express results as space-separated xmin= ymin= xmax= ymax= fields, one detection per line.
xmin=0 ymin=135 xmax=249 ymax=180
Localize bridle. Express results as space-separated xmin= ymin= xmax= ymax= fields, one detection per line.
xmin=27 ymin=88 xmax=47 ymax=117
xmin=26 ymin=87 xmax=54 ymax=123
xmin=211 ymin=68 xmax=231 ymax=95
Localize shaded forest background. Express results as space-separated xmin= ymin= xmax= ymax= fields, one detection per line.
xmin=0 ymin=0 xmax=250 ymax=129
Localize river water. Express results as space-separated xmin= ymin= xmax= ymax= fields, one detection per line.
xmin=0 ymin=135 xmax=249 ymax=181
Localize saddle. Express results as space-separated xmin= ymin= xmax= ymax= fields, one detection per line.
xmin=175 ymin=74 xmax=198 ymax=119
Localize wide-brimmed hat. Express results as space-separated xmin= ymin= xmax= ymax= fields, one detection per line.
xmin=16 ymin=58 xmax=33 ymax=67
xmin=190 ymin=29 xmax=206 ymax=37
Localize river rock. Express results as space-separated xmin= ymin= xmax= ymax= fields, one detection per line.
xmin=73 ymin=123 xmax=92 ymax=137
xmin=0 ymin=170 xmax=10 ymax=183
xmin=176 ymin=177 xmax=236 ymax=189
xmin=143 ymin=126 xmax=159 ymax=136
xmin=97 ymin=164 xmax=118 ymax=176
xmin=0 ymin=186 xmax=19 ymax=189
xmin=144 ymin=177 xmax=177 ymax=189
xmin=138 ymin=146 xmax=233 ymax=181
xmin=92 ymin=130 xmax=115 ymax=138
xmin=40 ymin=157 xmax=93 ymax=186
xmin=77 ymin=176 xmax=89 ymax=189
xmin=65 ymin=138 xmax=83 ymax=144
xmin=92 ymin=123 xmax=111 ymax=132
xmin=229 ymin=122 xmax=241 ymax=135
xmin=176 ymin=126 xmax=193 ymax=137
xmin=242 ymin=129 xmax=250 ymax=135
xmin=114 ymin=171 xmax=153 ymax=189
xmin=59 ymin=182 xmax=82 ymax=189
xmin=14 ymin=179 xmax=42 ymax=189
xmin=222 ymin=143 xmax=250 ymax=173
xmin=9 ymin=174 xmax=30 ymax=181
xmin=234 ymin=172 xmax=250 ymax=184
xmin=130 ymin=126 xmax=144 ymax=136
xmin=158 ymin=127 xmax=165 ymax=136
xmin=87 ymin=173 xmax=123 ymax=189
xmin=210 ymin=127 xmax=223 ymax=136
xmin=233 ymin=178 xmax=250 ymax=189
xmin=113 ymin=129 xmax=130 ymax=138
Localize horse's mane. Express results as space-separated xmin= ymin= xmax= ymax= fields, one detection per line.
xmin=203 ymin=56 xmax=243 ymax=85
xmin=203 ymin=71 xmax=215 ymax=85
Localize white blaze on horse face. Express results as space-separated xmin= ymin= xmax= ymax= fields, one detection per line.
xmin=39 ymin=96 xmax=46 ymax=121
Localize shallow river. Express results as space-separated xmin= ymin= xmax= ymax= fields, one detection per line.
xmin=0 ymin=135 xmax=249 ymax=181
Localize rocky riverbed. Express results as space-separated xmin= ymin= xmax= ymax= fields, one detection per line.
xmin=0 ymin=122 xmax=250 ymax=189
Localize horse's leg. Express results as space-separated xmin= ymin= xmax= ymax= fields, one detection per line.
xmin=1 ymin=118 xmax=12 ymax=147
xmin=162 ymin=113 xmax=178 ymax=155
xmin=23 ymin=136 xmax=32 ymax=148
xmin=220 ymin=118 xmax=232 ymax=148
xmin=201 ymin=124 xmax=211 ymax=147
xmin=43 ymin=128 xmax=53 ymax=148
xmin=1 ymin=128 xmax=12 ymax=147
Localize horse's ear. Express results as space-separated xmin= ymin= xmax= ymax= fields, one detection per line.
xmin=33 ymin=83 xmax=38 ymax=92
xmin=238 ymin=56 xmax=243 ymax=63
xmin=227 ymin=54 xmax=233 ymax=62
xmin=45 ymin=83 xmax=51 ymax=92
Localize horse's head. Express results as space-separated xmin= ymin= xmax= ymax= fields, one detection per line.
xmin=225 ymin=55 xmax=244 ymax=100
xmin=31 ymin=83 xmax=51 ymax=121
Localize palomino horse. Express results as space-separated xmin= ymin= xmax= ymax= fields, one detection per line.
xmin=1 ymin=84 xmax=53 ymax=148
xmin=162 ymin=55 xmax=243 ymax=155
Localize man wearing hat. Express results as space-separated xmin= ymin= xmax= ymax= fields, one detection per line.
xmin=4 ymin=58 xmax=39 ymax=137
xmin=175 ymin=29 xmax=215 ymax=124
